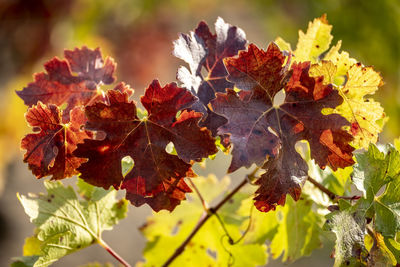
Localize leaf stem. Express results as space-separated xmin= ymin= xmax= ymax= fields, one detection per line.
xmin=306 ymin=176 xmax=360 ymax=201
xmin=161 ymin=168 xmax=259 ymax=267
xmin=98 ymin=238 xmax=131 ymax=267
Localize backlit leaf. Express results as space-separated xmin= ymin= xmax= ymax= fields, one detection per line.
xmin=270 ymin=197 xmax=322 ymax=262
xmin=21 ymin=103 xmax=90 ymax=180
xmin=277 ymin=15 xmax=386 ymax=149
xmin=75 ymin=80 xmax=217 ymax=211
xmin=15 ymin=180 xmax=128 ymax=267
xmin=352 ymin=144 xmax=400 ymax=237
xmin=294 ymin=14 xmax=333 ymax=63
xmin=17 ymin=47 xmax=115 ymax=119
xmin=212 ymin=43 xmax=354 ymax=212
xmin=174 ymin=17 xmax=247 ymax=134
xmin=311 ymin=61 xmax=386 ymax=148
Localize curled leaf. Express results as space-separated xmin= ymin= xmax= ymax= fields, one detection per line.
xmin=174 ymin=17 xmax=247 ymax=134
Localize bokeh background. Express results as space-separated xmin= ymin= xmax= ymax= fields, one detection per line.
xmin=0 ymin=0 xmax=399 ymax=266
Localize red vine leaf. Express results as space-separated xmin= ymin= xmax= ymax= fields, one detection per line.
xmin=74 ymin=80 xmax=217 ymax=212
xmin=211 ymin=43 xmax=354 ymax=212
xmin=21 ymin=103 xmax=91 ymax=180
xmin=16 ymin=47 xmax=115 ymax=119
xmin=174 ymin=17 xmax=247 ymax=134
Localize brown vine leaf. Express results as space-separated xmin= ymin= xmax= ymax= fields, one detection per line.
xmin=74 ymin=80 xmax=217 ymax=211
xmin=16 ymin=47 xmax=115 ymax=119
xmin=174 ymin=17 xmax=247 ymax=134
xmin=21 ymin=103 xmax=91 ymax=180
xmin=212 ymin=43 xmax=354 ymax=212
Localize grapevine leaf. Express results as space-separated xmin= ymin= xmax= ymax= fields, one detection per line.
xmin=324 ymin=41 xmax=357 ymax=84
xmin=384 ymin=237 xmax=400 ymax=265
xmin=11 ymin=256 xmax=39 ymax=267
xmin=17 ymin=47 xmax=115 ymax=119
xmin=310 ymin=61 xmax=386 ymax=148
xmin=352 ymin=144 xmax=399 ymax=201
xmin=75 ymin=80 xmax=217 ymax=211
xmin=305 ymin=139 xmax=353 ymax=197
xmin=174 ymin=17 xmax=247 ymax=134
xmin=375 ymin=173 xmax=400 ymax=237
xmin=369 ymin=232 xmax=397 ymax=266
xmin=21 ymin=103 xmax=91 ymax=180
xmin=352 ymin=144 xmax=400 ymax=237
xmin=15 ymin=180 xmax=128 ymax=267
xmin=212 ymin=43 xmax=354 ymax=211
xmin=294 ymin=14 xmax=333 ymax=63
xmin=237 ymin=196 xmax=279 ymax=244
xmin=140 ymin=175 xmax=268 ymax=267
xmin=269 ymin=197 xmax=322 ymax=262
xmin=276 ymin=15 xmax=386 ymax=149
xmin=325 ymin=208 xmax=368 ymax=267
xmin=274 ymin=37 xmax=292 ymax=52
xmin=395 ymin=137 xmax=400 ymax=151
xmin=238 ymin=193 xmax=323 ymax=262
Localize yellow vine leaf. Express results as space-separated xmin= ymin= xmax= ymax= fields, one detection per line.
xmin=310 ymin=61 xmax=386 ymax=148
xmin=276 ymin=15 xmax=386 ymax=149
xmin=294 ymin=14 xmax=332 ymax=63
xmin=274 ymin=15 xmax=332 ymax=63
xmin=274 ymin=37 xmax=292 ymax=52
xmin=324 ymin=40 xmax=357 ymax=85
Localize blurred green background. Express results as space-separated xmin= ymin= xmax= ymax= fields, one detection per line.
xmin=0 ymin=0 xmax=398 ymax=266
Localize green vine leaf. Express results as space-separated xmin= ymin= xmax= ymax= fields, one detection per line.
xmin=13 ymin=180 xmax=128 ymax=267
xmin=324 ymin=143 xmax=400 ymax=266
xmin=269 ymin=197 xmax=322 ymax=262
xmin=238 ymin=193 xmax=324 ymax=263
xmin=352 ymin=143 xmax=400 ymax=237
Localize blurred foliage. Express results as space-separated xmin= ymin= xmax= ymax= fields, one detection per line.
xmin=0 ymin=0 xmax=398 ymax=189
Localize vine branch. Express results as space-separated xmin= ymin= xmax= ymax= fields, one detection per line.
xmin=162 ymin=167 xmax=259 ymax=267
xmin=306 ymin=176 xmax=360 ymax=201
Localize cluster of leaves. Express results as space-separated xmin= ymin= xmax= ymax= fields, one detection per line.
xmin=16 ymin=47 xmax=217 ymax=212
xmin=14 ymin=15 xmax=398 ymax=267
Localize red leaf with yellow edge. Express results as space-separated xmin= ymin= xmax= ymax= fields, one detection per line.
xmin=212 ymin=43 xmax=354 ymax=212
xmin=75 ymin=80 xmax=217 ymax=212
xmin=21 ymin=103 xmax=91 ymax=180
xmin=16 ymin=47 xmax=115 ymax=119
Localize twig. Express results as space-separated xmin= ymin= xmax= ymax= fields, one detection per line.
xmin=161 ymin=168 xmax=259 ymax=267
xmin=188 ymin=178 xmax=209 ymax=210
xmin=98 ymin=238 xmax=131 ymax=267
xmin=307 ymin=176 xmax=360 ymax=201
xmin=232 ymin=203 xmax=254 ymax=245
